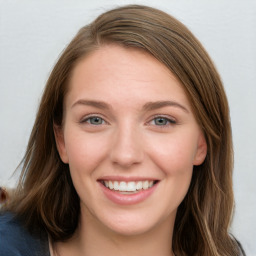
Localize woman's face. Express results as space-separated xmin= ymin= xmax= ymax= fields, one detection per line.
xmin=55 ymin=44 xmax=207 ymax=236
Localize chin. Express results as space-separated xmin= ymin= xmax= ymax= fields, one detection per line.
xmin=96 ymin=208 xmax=175 ymax=238
xmin=108 ymin=221 xmax=156 ymax=237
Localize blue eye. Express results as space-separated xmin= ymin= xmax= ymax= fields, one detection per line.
xmin=152 ymin=117 xmax=175 ymax=126
xmin=84 ymin=116 xmax=105 ymax=125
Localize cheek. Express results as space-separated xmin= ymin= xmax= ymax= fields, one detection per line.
xmin=146 ymin=132 xmax=198 ymax=209
xmin=64 ymin=130 xmax=111 ymax=207
xmin=146 ymin=133 xmax=197 ymax=175
xmin=150 ymin=134 xmax=196 ymax=212
xmin=64 ymin=129 xmax=110 ymax=173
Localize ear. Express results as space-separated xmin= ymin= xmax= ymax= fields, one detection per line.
xmin=193 ymin=131 xmax=207 ymax=166
xmin=53 ymin=124 xmax=69 ymax=164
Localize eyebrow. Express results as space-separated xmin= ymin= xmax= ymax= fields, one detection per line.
xmin=71 ymin=100 xmax=111 ymax=110
xmin=142 ymin=101 xmax=189 ymax=113
xmin=71 ymin=99 xmax=189 ymax=113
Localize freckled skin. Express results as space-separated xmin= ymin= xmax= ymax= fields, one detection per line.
xmin=55 ymin=45 xmax=207 ymax=255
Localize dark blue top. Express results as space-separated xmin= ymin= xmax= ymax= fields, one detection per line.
xmin=0 ymin=212 xmax=50 ymax=256
xmin=0 ymin=212 xmax=246 ymax=256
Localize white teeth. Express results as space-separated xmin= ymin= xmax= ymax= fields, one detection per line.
xmin=127 ymin=182 xmax=136 ymax=192
xmin=102 ymin=180 xmax=155 ymax=192
xmin=114 ymin=181 xmax=119 ymax=190
xmin=143 ymin=181 xmax=149 ymax=189
xmin=119 ymin=182 xmax=126 ymax=191
xmin=109 ymin=181 xmax=114 ymax=190
xmin=136 ymin=181 xmax=143 ymax=190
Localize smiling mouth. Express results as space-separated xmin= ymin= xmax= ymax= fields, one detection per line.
xmin=99 ymin=180 xmax=159 ymax=194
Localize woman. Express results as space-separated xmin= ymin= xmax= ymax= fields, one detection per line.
xmin=0 ymin=4 xmax=245 ymax=256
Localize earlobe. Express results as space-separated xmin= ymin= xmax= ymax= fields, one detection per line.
xmin=53 ymin=124 xmax=69 ymax=164
xmin=193 ymin=132 xmax=207 ymax=166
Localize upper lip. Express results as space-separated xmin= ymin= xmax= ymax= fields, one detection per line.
xmin=97 ymin=176 xmax=159 ymax=182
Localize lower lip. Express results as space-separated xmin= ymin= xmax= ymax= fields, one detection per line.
xmin=99 ymin=182 xmax=158 ymax=205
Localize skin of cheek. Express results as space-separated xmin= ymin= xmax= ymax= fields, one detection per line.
xmin=64 ymin=127 xmax=111 ymax=191
xmin=144 ymin=130 xmax=196 ymax=203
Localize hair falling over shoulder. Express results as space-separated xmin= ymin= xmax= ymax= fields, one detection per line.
xmin=4 ymin=4 xmax=245 ymax=256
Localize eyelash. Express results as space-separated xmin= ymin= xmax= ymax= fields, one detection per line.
xmin=79 ymin=114 xmax=176 ymax=128
xmin=80 ymin=115 xmax=107 ymax=126
xmin=147 ymin=115 xmax=176 ymax=127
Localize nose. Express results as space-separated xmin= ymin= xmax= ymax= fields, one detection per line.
xmin=110 ymin=125 xmax=144 ymax=168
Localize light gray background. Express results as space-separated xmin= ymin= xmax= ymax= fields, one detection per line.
xmin=0 ymin=0 xmax=255 ymax=255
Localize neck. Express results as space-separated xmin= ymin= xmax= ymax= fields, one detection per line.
xmin=54 ymin=208 xmax=176 ymax=256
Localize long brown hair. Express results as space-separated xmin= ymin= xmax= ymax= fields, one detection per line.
xmin=6 ymin=5 xmax=242 ymax=255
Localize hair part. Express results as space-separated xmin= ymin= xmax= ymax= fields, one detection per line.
xmin=5 ymin=4 xmax=241 ymax=255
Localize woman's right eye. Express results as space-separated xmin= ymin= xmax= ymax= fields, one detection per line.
xmin=81 ymin=116 xmax=105 ymax=125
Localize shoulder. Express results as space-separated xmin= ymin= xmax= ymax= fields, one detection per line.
xmin=236 ymin=238 xmax=247 ymax=256
xmin=0 ymin=212 xmax=50 ymax=256
xmin=230 ymin=235 xmax=247 ymax=256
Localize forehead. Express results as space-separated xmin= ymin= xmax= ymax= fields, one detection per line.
xmin=66 ymin=44 xmax=190 ymax=108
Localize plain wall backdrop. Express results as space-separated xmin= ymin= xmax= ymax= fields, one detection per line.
xmin=0 ymin=0 xmax=255 ymax=254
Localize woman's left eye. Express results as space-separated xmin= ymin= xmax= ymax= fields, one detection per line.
xmin=82 ymin=116 xmax=105 ymax=125
xmin=150 ymin=116 xmax=176 ymax=126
